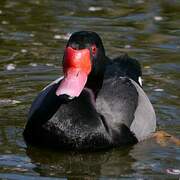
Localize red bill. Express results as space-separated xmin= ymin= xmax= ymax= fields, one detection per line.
xmin=56 ymin=47 xmax=92 ymax=97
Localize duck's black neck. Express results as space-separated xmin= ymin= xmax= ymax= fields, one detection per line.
xmin=85 ymin=73 xmax=104 ymax=99
xmin=85 ymin=55 xmax=107 ymax=99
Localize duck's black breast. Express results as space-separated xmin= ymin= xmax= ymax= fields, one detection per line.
xmin=24 ymin=86 xmax=112 ymax=150
xmin=41 ymin=80 xmax=140 ymax=148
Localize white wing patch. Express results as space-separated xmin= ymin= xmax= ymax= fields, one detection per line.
xmin=138 ymin=76 xmax=143 ymax=86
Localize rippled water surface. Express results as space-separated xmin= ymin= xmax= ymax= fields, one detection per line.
xmin=0 ymin=0 xmax=180 ymax=179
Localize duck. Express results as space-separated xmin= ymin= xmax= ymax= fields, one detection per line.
xmin=23 ymin=31 xmax=156 ymax=150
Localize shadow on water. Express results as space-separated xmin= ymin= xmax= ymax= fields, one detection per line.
xmin=0 ymin=0 xmax=180 ymax=179
xmin=26 ymin=146 xmax=135 ymax=178
xmin=24 ymin=138 xmax=179 ymax=179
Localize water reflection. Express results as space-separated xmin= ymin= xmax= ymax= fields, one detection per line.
xmin=26 ymin=146 xmax=135 ymax=178
xmin=25 ymin=138 xmax=179 ymax=179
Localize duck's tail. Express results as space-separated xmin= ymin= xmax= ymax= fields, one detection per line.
xmin=115 ymin=54 xmax=142 ymax=86
xmin=106 ymin=54 xmax=142 ymax=86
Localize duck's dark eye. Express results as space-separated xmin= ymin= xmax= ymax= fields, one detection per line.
xmin=91 ymin=45 xmax=97 ymax=56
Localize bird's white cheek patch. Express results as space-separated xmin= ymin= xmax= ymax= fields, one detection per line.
xmin=138 ymin=76 xmax=143 ymax=86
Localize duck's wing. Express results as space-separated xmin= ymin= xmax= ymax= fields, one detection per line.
xmin=28 ymin=77 xmax=64 ymax=121
xmin=96 ymin=77 xmax=156 ymax=142
xmin=129 ymin=79 xmax=156 ymax=141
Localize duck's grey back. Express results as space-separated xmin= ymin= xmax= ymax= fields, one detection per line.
xmin=96 ymin=77 xmax=156 ymax=142
xmin=129 ymin=79 xmax=156 ymax=141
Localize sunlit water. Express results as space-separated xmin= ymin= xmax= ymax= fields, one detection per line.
xmin=0 ymin=0 xmax=179 ymax=179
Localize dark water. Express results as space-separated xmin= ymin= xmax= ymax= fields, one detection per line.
xmin=0 ymin=0 xmax=180 ymax=179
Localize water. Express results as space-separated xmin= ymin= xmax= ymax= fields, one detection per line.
xmin=0 ymin=0 xmax=179 ymax=179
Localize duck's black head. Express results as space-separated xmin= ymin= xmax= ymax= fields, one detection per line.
xmin=56 ymin=31 xmax=107 ymax=98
